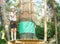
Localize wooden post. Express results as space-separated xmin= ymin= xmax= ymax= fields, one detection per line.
xmin=44 ymin=0 xmax=47 ymax=44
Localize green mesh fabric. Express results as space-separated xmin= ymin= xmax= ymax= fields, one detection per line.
xmin=18 ymin=21 xmax=35 ymax=33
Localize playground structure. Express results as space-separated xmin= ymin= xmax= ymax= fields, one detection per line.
xmin=6 ymin=40 xmax=45 ymax=44
xmin=0 ymin=0 xmax=56 ymax=44
xmin=0 ymin=0 xmax=46 ymax=44
xmin=18 ymin=0 xmax=35 ymax=39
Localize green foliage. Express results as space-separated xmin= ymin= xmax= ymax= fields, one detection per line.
xmin=0 ymin=30 xmax=7 ymax=44
xmin=35 ymin=25 xmax=44 ymax=39
xmin=47 ymin=22 xmax=55 ymax=40
xmin=35 ymin=22 xmax=55 ymax=40
xmin=58 ymin=24 xmax=60 ymax=44
xmin=0 ymin=39 xmax=6 ymax=44
xmin=47 ymin=0 xmax=54 ymax=9
xmin=58 ymin=24 xmax=60 ymax=40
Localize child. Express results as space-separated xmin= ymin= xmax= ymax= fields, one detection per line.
xmin=9 ymin=6 xmax=17 ymax=40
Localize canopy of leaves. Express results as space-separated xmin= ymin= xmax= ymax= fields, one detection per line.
xmin=35 ymin=22 xmax=55 ymax=41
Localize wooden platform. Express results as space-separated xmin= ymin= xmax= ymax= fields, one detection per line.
xmin=7 ymin=39 xmax=45 ymax=44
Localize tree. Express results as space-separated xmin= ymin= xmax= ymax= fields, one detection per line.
xmin=47 ymin=0 xmax=60 ymax=44
xmin=35 ymin=22 xmax=55 ymax=40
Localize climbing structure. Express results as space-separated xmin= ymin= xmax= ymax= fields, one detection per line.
xmin=0 ymin=0 xmax=47 ymax=44
xmin=19 ymin=0 xmax=33 ymax=21
xmin=18 ymin=0 xmax=35 ymax=39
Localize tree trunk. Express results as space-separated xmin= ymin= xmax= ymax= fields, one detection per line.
xmin=50 ymin=8 xmax=52 ymax=22
xmin=2 ymin=0 xmax=10 ymax=41
xmin=54 ymin=10 xmax=58 ymax=44
xmin=50 ymin=0 xmax=58 ymax=44
xmin=52 ymin=0 xmax=58 ymax=44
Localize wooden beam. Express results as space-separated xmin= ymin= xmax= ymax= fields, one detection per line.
xmin=44 ymin=0 xmax=47 ymax=44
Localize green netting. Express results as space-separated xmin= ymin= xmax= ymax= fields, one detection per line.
xmin=18 ymin=21 xmax=35 ymax=33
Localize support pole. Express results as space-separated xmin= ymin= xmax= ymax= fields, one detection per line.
xmin=44 ymin=0 xmax=47 ymax=44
